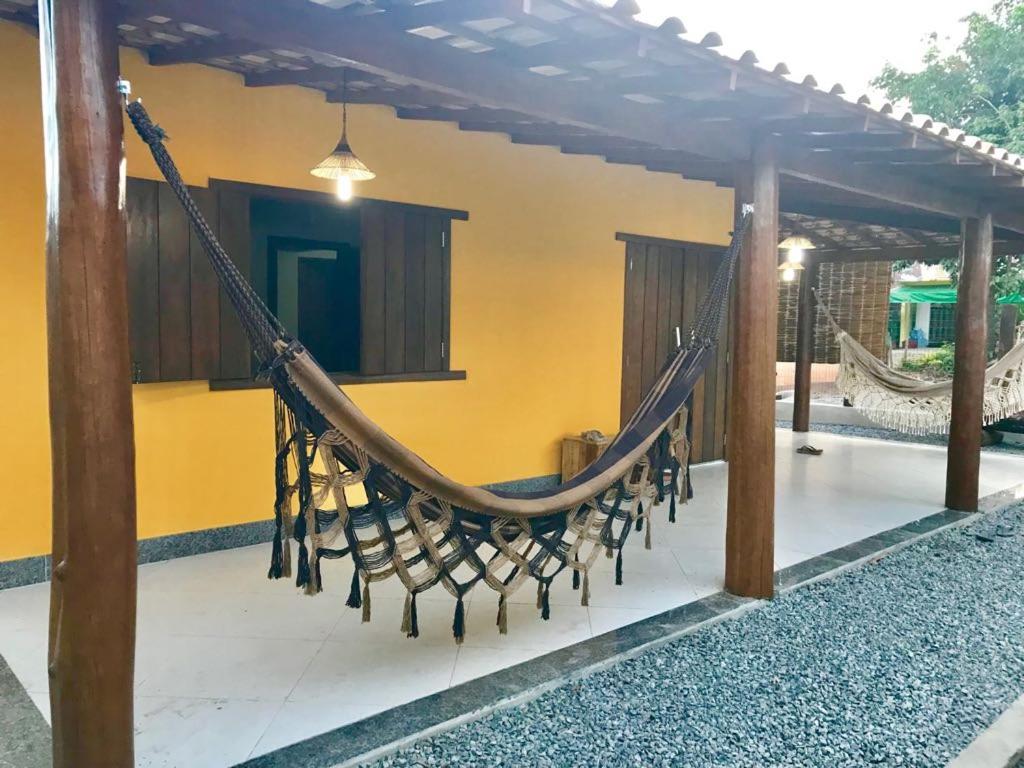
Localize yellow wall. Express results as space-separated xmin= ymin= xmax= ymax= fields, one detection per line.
xmin=0 ymin=21 xmax=733 ymax=562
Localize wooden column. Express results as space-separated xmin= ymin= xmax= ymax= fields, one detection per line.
xmin=725 ymin=139 xmax=778 ymax=599
xmin=38 ymin=1 xmax=137 ymax=766
xmin=999 ymin=304 xmax=1018 ymax=357
xmin=792 ymin=260 xmax=819 ymax=432
xmin=945 ymin=215 xmax=993 ymax=512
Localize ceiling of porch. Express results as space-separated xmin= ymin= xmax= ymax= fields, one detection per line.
xmin=4 ymin=0 xmax=1023 ymax=249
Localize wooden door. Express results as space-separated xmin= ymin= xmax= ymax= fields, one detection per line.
xmin=619 ymin=237 xmax=730 ymax=463
xmin=297 ymin=256 xmax=344 ymax=372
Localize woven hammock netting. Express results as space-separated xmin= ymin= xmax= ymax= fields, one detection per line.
xmin=819 ymin=295 xmax=1024 ymax=435
xmin=127 ymin=100 xmax=751 ymax=643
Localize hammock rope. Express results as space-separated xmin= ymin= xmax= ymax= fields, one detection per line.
xmin=817 ymin=291 xmax=1024 ymax=435
xmin=126 ymin=99 xmax=751 ymax=642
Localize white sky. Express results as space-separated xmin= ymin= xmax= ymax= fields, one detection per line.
xmin=626 ymin=0 xmax=989 ymax=100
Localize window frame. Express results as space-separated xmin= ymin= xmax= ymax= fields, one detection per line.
xmin=207 ymin=179 xmax=467 ymax=389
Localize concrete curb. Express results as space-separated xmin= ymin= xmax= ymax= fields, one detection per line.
xmin=948 ymin=695 xmax=1024 ymax=768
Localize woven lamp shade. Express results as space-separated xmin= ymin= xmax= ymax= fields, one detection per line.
xmin=310 ymin=138 xmax=376 ymax=182
xmin=778 ymin=235 xmax=815 ymax=251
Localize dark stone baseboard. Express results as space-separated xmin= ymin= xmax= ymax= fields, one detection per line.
xmin=0 ymin=556 xmax=49 ymax=591
xmin=0 ymin=518 xmax=275 ymax=590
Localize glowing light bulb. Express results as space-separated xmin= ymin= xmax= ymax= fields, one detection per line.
xmin=782 ymin=267 xmax=796 ymax=282
xmin=335 ymin=175 xmax=354 ymax=202
xmin=789 ymin=247 xmax=805 ymax=264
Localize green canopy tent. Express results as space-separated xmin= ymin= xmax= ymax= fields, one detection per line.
xmin=890 ymin=285 xmax=1024 ymax=304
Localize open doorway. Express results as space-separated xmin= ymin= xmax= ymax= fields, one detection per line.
xmin=268 ymin=236 xmax=361 ymax=373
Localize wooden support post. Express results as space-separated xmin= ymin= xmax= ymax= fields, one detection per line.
xmin=999 ymin=304 xmax=1018 ymax=358
xmin=725 ymin=139 xmax=778 ymax=599
xmin=38 ymin=1 xmax=137 ymax=766
xmin=792 ymin=260 xmax=819 ymax=432
xmin=945 ymin=215 xmax=993 ymax=512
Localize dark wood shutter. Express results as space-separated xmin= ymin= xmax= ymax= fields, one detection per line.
xmin=215 ymin=185 xmax=253 ymax=379
xmin=360 ymin=202 xmax=451 ymax=375
xmin=619 ymin=237 xmax=730 ymax=463
xmin=125 ymin=177 xmax=247 ymax=383
xmin=188 ymin=187 xmax=221 ymax=377
xmin=126 ymin=178 xmax=161 ymax=382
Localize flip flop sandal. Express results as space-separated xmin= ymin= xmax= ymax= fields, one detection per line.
xmin=796 ymin=445 xmax=823 ymax=456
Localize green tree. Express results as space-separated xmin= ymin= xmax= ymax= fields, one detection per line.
xmin=875 ymin=0 xmax=1024 ymax=299
xmin=873 ymin=0 xmax=1024 ymax=153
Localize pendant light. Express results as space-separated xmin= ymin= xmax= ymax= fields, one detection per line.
xmin=778 ymin=234 xmax=815 ymax=265
xmin=311 ymin=68 xmax=375 ymax=202
xmin=777 ymin=234 xmax=815 ymax=282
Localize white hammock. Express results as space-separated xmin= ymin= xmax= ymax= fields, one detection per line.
xmin=822 ymin=300 xmax=1024 ymax=435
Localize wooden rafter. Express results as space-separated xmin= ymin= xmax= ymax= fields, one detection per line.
xmin=557 ymin=137 xmax=659 ymax=154
xmin=327 ymin=85 xmax=473 ymax=110
xmin=780 ymin=147 xmax=1024 ymax=233
xmin=105 ymin=0 xmax=1024 ymax=227
xmin=124 ymin=0 xmax=751 ymax=160
xmin=764 ymin=114 xmax=874 ymax=135
xmin=396 ymin=105 xmax=545 ymax=124
xmin=844 ymin=148 xmax=959 ymax=165
xmin=810 ymin=240 xmax=1021 ymax=262
xmin=146 ymin=36 xmax=260 ymax=65
xmin=790 ymin=131 xmax=914 ymax=150
xmin=456 ymin=121 xmax=604 ymax=138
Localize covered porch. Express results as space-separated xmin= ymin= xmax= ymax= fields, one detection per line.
xmin=2 ymin=428 xmax=1023 ymax=765
xmin=5 ymin=0 xmax=1024 ymax=765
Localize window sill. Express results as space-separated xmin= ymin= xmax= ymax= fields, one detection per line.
xmin=208 ymin=370 xmax=467 ymax=391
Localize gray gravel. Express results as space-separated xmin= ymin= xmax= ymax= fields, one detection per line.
xmin=776 ymin=419 xmax=1024 ymax=455
xmin=374 ymin=504 xmax=1024 ymax=768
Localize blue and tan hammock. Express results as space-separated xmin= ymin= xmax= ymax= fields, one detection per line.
xmin=127 ymin=100 xmax=751 ymax=642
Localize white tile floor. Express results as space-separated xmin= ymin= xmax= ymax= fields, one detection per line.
xmin=2 ymin=429 xmax=1023 ymax=767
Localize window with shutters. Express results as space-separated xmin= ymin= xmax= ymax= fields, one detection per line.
xmin=125 ymin=177 xmax=466 ymax=386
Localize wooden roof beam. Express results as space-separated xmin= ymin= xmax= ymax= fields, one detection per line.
xmin=607 ymin=68 xmax=737 ymax=99
xmin=146 ymin=36 xmax=261 ymax=65
xmin=913 ymin=161 xmax=1024 ymax=189
xmin=779 ymin=218 xmax=848 ymax=250
xmin=601 ymin=148 xmax=716 ymax=166
xmin=787 ymin=130 xmax=914 ymax=151
xmin=558 ymin=137 xmax=660 ymax=154
xmin=845 ymin=148 xmax=960 ymax=164
xmin=663 ymin=95 xmax=813 ymax=122
xmin=780 ymin=197 xmax=965 ymax=236
xmin=635 ymin=159 xmax=734 ymax=182
xmin=326 ymin=86 xmax=473 ymax=110
xmin=131 ymin=0 xmax=749 ymax=161
xmin=496 ymin=36 xmax=650 ymax=71
xmin=380 ymin=0 xmax=568 ymax=39
xmin=379 ymin=0 xmax=528 ymax=28
xmin=764 ymin=114 xmax=873 ymax=135
xmin=247 ymin=64 xmax=357 ymax=88
xmin=396 ymin=105 xmax=541 ymax=124
xmin=813 ymin=240 xmax=1022 ymax=263
xmin=457 ymin=121 xmax=605 ymax=137
xmin=779 ymin=154 xmax=1024 ymax=235
xmin=781 ymin=147 xmax=975 ymax=220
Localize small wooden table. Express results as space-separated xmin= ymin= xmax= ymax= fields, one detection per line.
xmin=561 ymin=433 xmax=614 ymax=482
